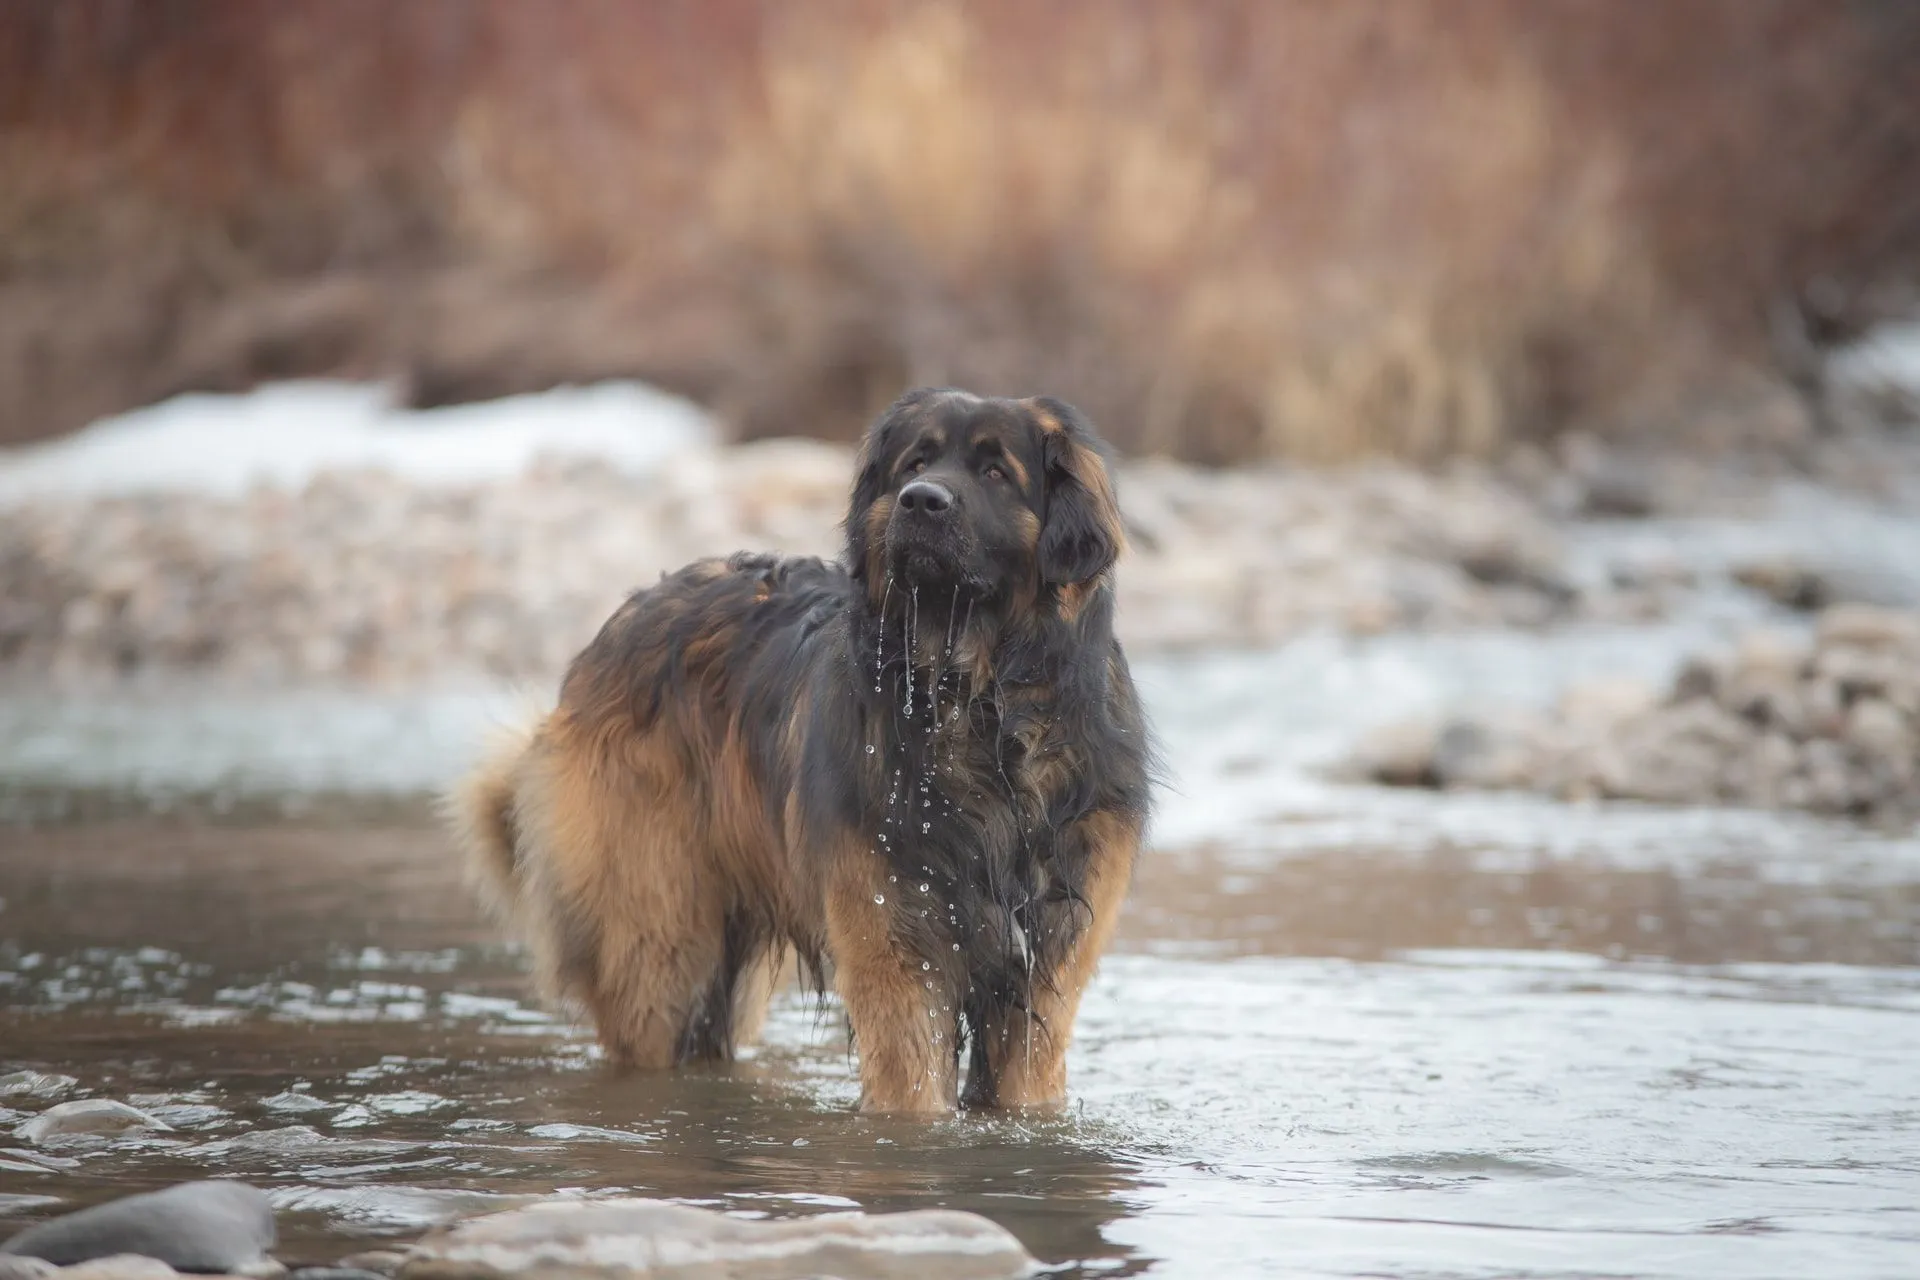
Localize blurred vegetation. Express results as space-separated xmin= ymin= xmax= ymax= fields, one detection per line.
xmin=2 ymin=0 xmax=1916 ymax=459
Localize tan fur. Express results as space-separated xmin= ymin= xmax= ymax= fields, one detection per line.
xmin=824 ymin=845 xmax=961 ymax=1113
xmin=461 ymin=685 xmax=790 ymax=1066
xmin=981 ymin=810 xmax=1139 ymax=1107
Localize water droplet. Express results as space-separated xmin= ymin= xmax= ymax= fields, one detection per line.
xmin=873 ymin=893 xmax=886 ymax=905
xmin=921 ymin=960 xmax=931 ymax=970
xmin=865 ymin=744 xmax=876 ymax=755
xmin=921 ymin=823 xmax=931 ymax=833
xmin=919 ymin=882 xmax=930 ymax=893
xmin=951 ymin=943 xmax=961 ymax=951
xmin=888 ymin=874 xmax=897 ymax=883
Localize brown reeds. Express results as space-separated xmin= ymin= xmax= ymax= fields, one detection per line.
xmin=2 ymin=0 xmax=1915 ymax=459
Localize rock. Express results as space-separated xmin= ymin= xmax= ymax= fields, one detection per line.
xmin=1574 ymin=458 xmax=1662 ymax=518
xmin=1734 ymin=559 xmax=1830 ymax=611
xmin=1845 ymin=698 xmax=1915 ymax=761
xmin=0 ymin=1182 xmax=275 ymax=1273
xmin=1351 ymin=604 xmax=1920 ymax=821
xmin=334 ymin=1255 xmax=405 ymax=1278
xmin=1347 ymin=718 xmax=1442 ymax=787
xmin=15 ymin=1101 xmax=171 ymax=1145
xmin=288 ymin=1270 xmax=389 ymax=1280
xmin=51 ymin=1259 xmax=179 ymax=1280
xmin=1430 ymin=717 xmax=1539 ymax=790
xmin=396 ymin=1198 xmax=1037 ymax=1280
xmin=1557 ymin=676 xmax=1659 ymax=727
xmin=1817 ymin=604 xmax=1920 ymax=653
xmin=0 ymin=1074 xmax=77 ymax=1102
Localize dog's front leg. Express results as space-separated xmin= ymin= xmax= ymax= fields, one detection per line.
xmin=824 ymin=854 xmax=961 ymax=1113
xmin=977 ymin=808 xmax=1139 ymax=1109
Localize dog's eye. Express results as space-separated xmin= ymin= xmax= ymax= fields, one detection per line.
xmin=907 ymin=459 xmax=928 ymax=474
xmin=984 ymin=464 xmax=1006 ymax=482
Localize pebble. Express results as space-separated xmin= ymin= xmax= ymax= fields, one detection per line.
xmin=333 ymin=1257 xmax=407 ymax=1279
xmin=396 ymin=1197 xmax=1036 ymax=1280
xmin=0 ymin=1182 xmax=275 ymax=1274
xmin=15 ymin=1101 xmax=170 ymax=1145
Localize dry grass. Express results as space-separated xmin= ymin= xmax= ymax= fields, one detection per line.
xmin=1 ymin=0 xmax=1915 ymax=459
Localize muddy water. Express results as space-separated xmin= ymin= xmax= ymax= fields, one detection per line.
xmin=4 ymin=635 xmax=1920 ymax=1278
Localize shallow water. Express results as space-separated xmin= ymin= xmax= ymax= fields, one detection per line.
xmin=4 ymin=633 xmax=1920 ymax=1278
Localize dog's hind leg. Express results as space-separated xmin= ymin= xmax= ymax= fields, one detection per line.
xmin=728 ymin=945 xmax=790 ymax=1048
xmin=516 ymin=725 xmax=731 ymax=1068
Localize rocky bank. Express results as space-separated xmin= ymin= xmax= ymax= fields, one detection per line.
xmin=1351 ymin=604 xmax=1920 ymax=823
xmin=0 ymin=440 xmax=1659 ymax=684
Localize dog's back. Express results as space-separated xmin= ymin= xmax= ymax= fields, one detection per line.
xmin=444 ymin=553 xmax=847 ymax=1065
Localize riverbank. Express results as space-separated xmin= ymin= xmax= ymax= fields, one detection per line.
xmin=4 ymin=380 xmax=1918 ymax=686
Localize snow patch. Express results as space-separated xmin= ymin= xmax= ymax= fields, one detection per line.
xmin=0 ymin=380 xmax=714 ymax=506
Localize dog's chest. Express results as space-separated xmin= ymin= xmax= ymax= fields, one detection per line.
xmin=921 ymin=698 xmax=1072 ymax=842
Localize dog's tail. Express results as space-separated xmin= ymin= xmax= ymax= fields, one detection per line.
xmin=443 ymin=722 xmax=536 ymax=921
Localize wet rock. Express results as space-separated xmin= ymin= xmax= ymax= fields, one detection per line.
xmin=0 ymin=1182 xmax=275 ymax=1273
xmin=0 ymin=1074 xmax=77 ymax=1102
xmin=15 ymin=1101 xmax=170 ymax=1145
xmin=396 ymin=1198 xmax=1036 ymax=1280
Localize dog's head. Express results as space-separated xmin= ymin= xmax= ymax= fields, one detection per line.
xmin=845 ymin=388 xmax=1124 ymax=616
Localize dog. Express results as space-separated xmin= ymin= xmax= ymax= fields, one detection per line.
xmin=449 ymin=388 xmax=1154 ymax=1112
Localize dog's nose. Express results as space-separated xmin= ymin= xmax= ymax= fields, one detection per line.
xmin=897 ymin=479 xmax=954 ymax=514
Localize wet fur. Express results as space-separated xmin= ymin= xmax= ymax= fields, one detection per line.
xmin=452 ymin=389 xmax=1154 ymax=1112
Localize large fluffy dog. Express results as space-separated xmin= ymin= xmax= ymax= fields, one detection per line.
xmin=450 ymin=388 xmax=1153 ymax=1112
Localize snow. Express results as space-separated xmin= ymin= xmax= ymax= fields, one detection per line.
xmin=0 ymin=380 xmax=715 ymax=506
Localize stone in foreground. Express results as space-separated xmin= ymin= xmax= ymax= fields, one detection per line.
xmin=50 ymin=1258 xmax=181 ymax=1280
xmin=397 ymin=1199 xmax=1036 ymax=1280
xmin=0 ymin=1182 xmax=275 ymax=1273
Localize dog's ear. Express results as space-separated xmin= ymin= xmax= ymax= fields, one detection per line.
xmin=1032 ymin=397 xmax=1124 ymax=588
